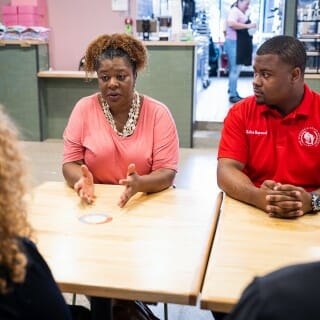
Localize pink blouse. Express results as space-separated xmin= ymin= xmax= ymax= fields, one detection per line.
xmin=63 ymin=93 xmax=179 ymax=184
xmin=226 ymin=6 xmax=248 ymax=40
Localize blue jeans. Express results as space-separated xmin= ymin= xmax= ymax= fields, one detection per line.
xmin=224 ymin=39 xmax=241 ymax=97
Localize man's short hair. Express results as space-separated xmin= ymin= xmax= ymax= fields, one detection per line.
xmin=256 ymin=35 xmax=306 ymax=73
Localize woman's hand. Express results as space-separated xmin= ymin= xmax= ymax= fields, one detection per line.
xmin=118 ymin=163 xmax=140 ymax=208
xmin=74 ymin=164 xmax=95 ymax=204
xmin=247 ymin=22 xmax=256 ymax=29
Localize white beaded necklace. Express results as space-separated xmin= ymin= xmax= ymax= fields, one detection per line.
xmin=100 ymin=91 xmax=140 ymax=137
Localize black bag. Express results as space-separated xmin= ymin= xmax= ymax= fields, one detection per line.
xmin=68 ymin=305 xmax=91 ymax=320
xmin=236 ymin=20 xmax=253 ymax=66
xmin=113 ymin=299 xmax=160 ymax=320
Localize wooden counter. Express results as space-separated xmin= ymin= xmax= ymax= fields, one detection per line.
xmin=305 ymin=74 xmax=320 ymax=79
xmin=143 ymin=40 xmax=196 ymax=46
xmin=0 ymin=39 xmax=47 ymax=47
xmin=38 ymin=70 xmax=96 ymax=78
xmin=305 ymin=74 xmax=320 ymax=92
xmin=0 ymin=40 xmax=49 ymax=140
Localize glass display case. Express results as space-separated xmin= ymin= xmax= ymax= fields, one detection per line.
xmin=262 ymin=0 xmax=286 ymax=35
xmin=296 ymin=0 xmax=320 ymax=73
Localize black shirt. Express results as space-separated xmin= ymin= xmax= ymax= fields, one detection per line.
xmin=226 ymin=261 xmax=320 ymax=320
xmin=0 ymin=238 xmax=72 ymax=320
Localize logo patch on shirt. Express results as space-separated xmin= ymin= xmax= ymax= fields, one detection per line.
xmin=298 ymin=127 xmax=320 ymax=147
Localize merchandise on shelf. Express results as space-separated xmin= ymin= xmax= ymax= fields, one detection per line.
xmin=1 ymin=25 xmax=49 ymax=41
xmin=296 ymin=0 xmax=320 ymax=74
xmin=1 ymin=0 xmax=48 ymax=27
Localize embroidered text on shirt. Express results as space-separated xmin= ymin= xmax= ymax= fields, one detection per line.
xmin=246 ymin=130 xmax=268 ymax=135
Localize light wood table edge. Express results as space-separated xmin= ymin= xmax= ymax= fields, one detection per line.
xmin=59 ymin=283 xmax=198 ymax=305
xmin=193 ymin=191 xmax=224 ymax=306
xmin=200 ymin=297 xmax=235 ymax=313
xmin=199 ymin=192 xmax=224 ymax=308
xmin=199 ymin=192 xmax=244 ymax=313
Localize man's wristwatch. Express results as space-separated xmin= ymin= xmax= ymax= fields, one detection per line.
xmin=310 ymin=192 xmax=320 ymax=213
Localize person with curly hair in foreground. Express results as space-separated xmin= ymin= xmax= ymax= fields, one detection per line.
xmin=0 ymin=105 xmax=72 ymax=320
xmin=62 ymin=33 xmax=179 ymax=209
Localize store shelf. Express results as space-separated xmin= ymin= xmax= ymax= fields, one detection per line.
xmin=298 ymin=34 xmax=320 ymax=39
xmin=296 ymin=1 xmax=320 ymax=74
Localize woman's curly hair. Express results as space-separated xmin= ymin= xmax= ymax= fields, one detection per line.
xmin=84 ymin=33 xmax=148 ymax=74
xmin=0 ymin=105 xmax=32 ymax=294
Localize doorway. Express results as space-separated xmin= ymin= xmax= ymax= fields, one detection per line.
xmin=196 ymin=0 xmax=286 ymax=123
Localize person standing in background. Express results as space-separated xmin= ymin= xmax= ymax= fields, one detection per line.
xmin=224 ymin=0 xmax=256 ymax=103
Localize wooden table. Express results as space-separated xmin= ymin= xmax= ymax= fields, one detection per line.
xmin=27 ymin=181 xmax=220 ymax=305
xmin=200 ymin=193 xmax=320 ymax=313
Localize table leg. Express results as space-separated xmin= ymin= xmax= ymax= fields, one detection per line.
xmin=72 ymin=293 xmax=77 ymax=305
xmin=164 ymin=303 xmax=168 ymax=320
xmin=211 ymin=310 xmax=228 ymax=320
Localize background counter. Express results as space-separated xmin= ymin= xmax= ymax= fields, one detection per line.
xmin=38 ymin=41 xmax=197 ymax=148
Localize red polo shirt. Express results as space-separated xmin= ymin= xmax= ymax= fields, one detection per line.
xmin=218 ymin=85 xmax=320 ymax=191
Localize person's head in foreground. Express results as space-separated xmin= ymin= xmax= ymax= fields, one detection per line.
xmin=226 ymin=261 xmax=320 ymax=320
xmin=0 ymin=105 xmax=31 ymax=295
xmin=0 ymin=105 xmax=72 ymax=319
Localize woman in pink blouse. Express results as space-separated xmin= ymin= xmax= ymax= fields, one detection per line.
xmin=62 ymin=33 xmax=179 ymax=208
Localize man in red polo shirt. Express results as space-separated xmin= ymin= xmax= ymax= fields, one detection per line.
xmin=218 ymin=35 xmax=320 ymax=219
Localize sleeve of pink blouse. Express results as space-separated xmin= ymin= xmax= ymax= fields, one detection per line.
xmin=228 ymin=7 xmax=237 ymax=22
xmin=151 ymin=105 xmax=179 ymax=172
xmin=62 ymin=99 xmax=86 ymax=164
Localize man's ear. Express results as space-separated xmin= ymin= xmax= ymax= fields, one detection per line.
xmin=291 ymin=67 xmax=302 ymax=82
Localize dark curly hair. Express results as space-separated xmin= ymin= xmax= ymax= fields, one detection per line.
xmin=85 ymin=33 xmax=148 ymax=75
xmin=256 ymin=35 xmax=306 ymax=74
